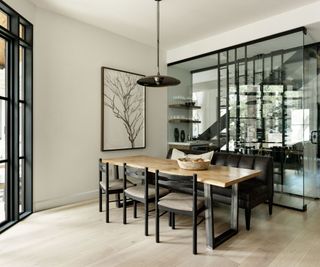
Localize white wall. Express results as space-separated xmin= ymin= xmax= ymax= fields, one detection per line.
xmin=6 ymin=0 xmax=167 ymax=211
xmin=167 ymin=1 xmax=320 ymax=63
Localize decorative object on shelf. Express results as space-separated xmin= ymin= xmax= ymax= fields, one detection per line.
xmin=137 ymin=0 xmax=180 ymax=87
xmin=174 ymin=128 xmax=179 ymax=142
xmin=180 ymin=130 xmax=186 ymax=142
xmin=185 ymin=101 xmax=196 ymax=107
xmin=101 ymin=67 xmax=146 ymax=151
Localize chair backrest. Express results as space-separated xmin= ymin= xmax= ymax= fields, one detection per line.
xmin=155 ymin=170 xmax=198 ymax=195
xmin=123 ymin=163 xmax=148 ymax=189
xmin=124 ymin=164 xmax=147 ymax=179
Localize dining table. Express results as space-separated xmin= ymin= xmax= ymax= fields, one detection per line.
xmin=100 ymin=155 xmax=261 ymax=249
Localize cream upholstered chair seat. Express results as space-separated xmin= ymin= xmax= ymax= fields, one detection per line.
xmin=158 ymin=192 xmax=204 ymax=212
xmin=99 ymin=179 xmax=134 ymax=191
xmin=125 ymin=185 xmax=169 ymax=199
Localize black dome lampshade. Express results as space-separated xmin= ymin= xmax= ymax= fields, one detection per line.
xmin=137 ymin=0 xmax=180 ymax=87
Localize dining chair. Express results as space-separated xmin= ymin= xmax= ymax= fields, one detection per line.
xmin=155 ymin=170 xmax=205 ymax=255
xmin=99 ymin=159 xmax=135 ymax=223
xmin=123 ymin=163 xmax=169 ymax=236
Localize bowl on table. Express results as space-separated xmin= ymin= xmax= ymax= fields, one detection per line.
xmin=177 ymin=157 xmax=210 ymax=170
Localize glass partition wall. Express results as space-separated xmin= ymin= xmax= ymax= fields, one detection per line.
xmin=168 ymin=28 xmax=320 ymax=210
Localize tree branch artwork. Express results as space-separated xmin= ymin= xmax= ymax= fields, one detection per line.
xmin=104 ymin=70 xmax=144 ymax=148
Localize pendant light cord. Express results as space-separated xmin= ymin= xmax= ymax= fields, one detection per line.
xmin=157 ymin=0 xmax=160 ymax=76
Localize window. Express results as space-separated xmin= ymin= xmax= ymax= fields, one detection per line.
xmin=0 ymin=3 xmax=33 ymax=233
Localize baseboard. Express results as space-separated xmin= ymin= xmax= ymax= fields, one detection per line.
xmin=34 ymin=190 xmax=98 ymax=212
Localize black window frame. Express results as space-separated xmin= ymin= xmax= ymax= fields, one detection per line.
xmin=0 ymin=0 xmax=33 ymax=233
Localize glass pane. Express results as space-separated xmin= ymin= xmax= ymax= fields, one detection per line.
xmin=303 ymin=46 xmax=319 ymax=199
xmin=19 ymin=24 xmax=25 ymax=39
xmin=19 ymin=103 xmax=24 ymax=157
xmin=246 ymin=30 xmax=305 ymax=209
xmin=0 ymin=37 xmax=7 ymax=97
xmin=228 ymin=49 xmax=236 ymax=151
xmin=19 ymin=46 xmax=25 ymax=100
xmin=19 ymin=159 xmax=24 ymax=213
xmin=0 ymin=10 xmax=8 ymax=29
xmin=0 ymin=163 xmax=6 ymax=223
xmin=0 ymin=100 xmax=6 ymax=161
xmin=219 ymin=52 xmax=228 ymax=151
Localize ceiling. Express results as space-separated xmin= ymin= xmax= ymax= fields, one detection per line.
xmin=30 ymin=0 xmax=319 ymax=50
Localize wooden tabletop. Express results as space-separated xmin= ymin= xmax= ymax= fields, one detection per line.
xmin=101 ymin=155 xmax=261 ymax=188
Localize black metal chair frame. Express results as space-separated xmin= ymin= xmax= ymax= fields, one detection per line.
xmin=123 ymin=163 xmax=156 ymax=236
xmin=155 ymin=170 xmax=205 ymax=255
xmin=99 ymin=159 xmax=132 ymax=223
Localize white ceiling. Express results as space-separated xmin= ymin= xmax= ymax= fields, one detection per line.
xmin=30 ymin=0 xmax=319 ymax=50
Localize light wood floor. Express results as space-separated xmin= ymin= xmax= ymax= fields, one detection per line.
xmin=0 ymin=198 xmax=320 ymax=267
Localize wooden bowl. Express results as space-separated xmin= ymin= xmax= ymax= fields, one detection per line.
xmin=177 ymin=158 xmax=210 ymax=170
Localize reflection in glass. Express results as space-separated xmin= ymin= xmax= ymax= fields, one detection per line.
xmin=20 ymin=46 xmax=25 ymax=100
xmin=19 ymin=24 xmax=25 ymax=39
xmin=19 ymin=159 xmax=24 ymax=213
xmin=19 ymin=103 xmax=24 ymax=157
xmin=0 ymin=163 xmax=6 ymax=223
xmin=0 ymin=38 xmax=7 ymax=97
xmin=0 ymin=100 xmax=6 ymax=160
xmin=0 ymin=10 xmax=8 ymax=29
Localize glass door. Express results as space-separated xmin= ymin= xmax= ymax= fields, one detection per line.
xmin=303 ymin=46 xmax=320 ymax=200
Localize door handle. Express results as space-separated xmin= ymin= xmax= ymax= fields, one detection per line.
xmin=310 ymin=130 xmax=318 ymax=144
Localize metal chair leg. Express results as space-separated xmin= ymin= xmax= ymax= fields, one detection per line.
xmin=171 ymin=213 xmax=175 ymax=230
xmin=145 ymin=201 xmax=149 ymax=236
xmin=123 ymin=193 xmax=127 ymax=224
xmin=133 ymin=201 xmax=137 ymax=218
xmin=106 ymin=191 xmax=109 ymax=223
xmin=269 ymin=199 xmax=273 ymax=215
xmin=99 ymin=187 xmax=102 ymax=212
xmin=116 ymin=193 xmax=121 ymax=208
xmin=193 ymin=212 xmax=197 ymax=255
xmin=156 ymin=206 xmax=160 ymax=243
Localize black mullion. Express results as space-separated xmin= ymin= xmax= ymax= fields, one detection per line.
xmin=7 ymin=34 xmax=13 ymax=222
xmin=245 ymin=46 xmax=248 ymax=85
xmin=13 ymin=39 xmax=19 ymax=221
xmin=253 ymin=59 xmax=256 ymax=85
xmin=281 ymin=51 xmax=286 ymax=148
xmin=18 ymin=39 xmax=31 ymax=49
xmin=217 ymin=53 xmax=221 ymax=150
xmin=235 ymin=49 xmax=240 ymax=152
xmin=226 ymin=51 xmax=229 ymax=151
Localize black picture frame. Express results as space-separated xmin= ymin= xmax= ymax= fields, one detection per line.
xmin=101 ymin=67 xmax=146 ymax=151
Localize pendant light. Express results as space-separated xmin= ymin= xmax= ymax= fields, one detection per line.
xmin=137 ymin=0 xmax=180 ymax=87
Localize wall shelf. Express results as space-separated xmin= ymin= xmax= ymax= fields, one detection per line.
xmin=168 ymin=119 xmax=201 ymax=123
xmin=168 ymin=104 xmax=201 ymax=110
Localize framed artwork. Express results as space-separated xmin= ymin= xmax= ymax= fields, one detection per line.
xmin=101 ymin=67 xmax=146 ymax=151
